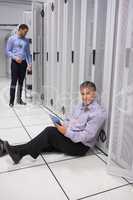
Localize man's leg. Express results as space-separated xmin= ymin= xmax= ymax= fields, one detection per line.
xmin=17 ymin=60 xmax=27 ymax=104
xmin=5 ymin=126 xmax=56 ymax=164
xmin=9 ymin=60 xmax=18 ymax=106
xmin=5 ymin=126 xmax=89 ymax=164
xmin=46 ymin=127 xmax=89 ymax=156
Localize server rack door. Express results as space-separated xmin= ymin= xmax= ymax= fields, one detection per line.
xmin=43 ymin=3 xmax=48 ymax=106
xmin=55 ymin=0 xmax=64 ymax=115
xmin=44 ymin=2 xmax=52 ymax=108
xmin=85 ymin=0 xmax=96 ymax=82
xmin=70 ymin=0 xmax=81 ymax=113
xmin=44 ymin=1 xmax=58 ymax=110
xmin=47 ymin=0 xmax=58 ymax=111
xmin=32 ymin=2 xmax=43 ymax=103
xmin=23 ymin=11 xmax=32 ymax=100
xmin=107 ymin=0 xmax=133 ymax=181
xmin=79 ymin=0 xmax=88 ymax=84
xmin=92 ymin=0 xmax=108 ymax=152
xmin=79 ymin=0 xmax=98 ymax=94
xmin=93 ymin=0 xmax=107 ymax=100
xmin=23 ymin=11 xmax=32 ymax=39
xmin=100 ymin=0 xmax=117 ymax=153
xmin=60 ymin=0 xmax=73 ymax=116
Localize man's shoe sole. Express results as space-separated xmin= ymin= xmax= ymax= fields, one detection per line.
xmin=5 ymin=142 xmax=22 ymax=164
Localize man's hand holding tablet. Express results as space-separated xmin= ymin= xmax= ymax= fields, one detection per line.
xmin=49 ymin=114 xmax=67 ymax=135
xmin=50 ymin=114 xmax=62 ymax=126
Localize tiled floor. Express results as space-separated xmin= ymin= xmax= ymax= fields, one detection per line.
xmin=0 ymin=78 xmax=133 ymax=200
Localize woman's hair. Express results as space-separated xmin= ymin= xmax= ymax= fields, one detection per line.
xmin=80 ymin=81 xmax=96 ymax=91
xmin=18 ymin=24 xmax=29 ymax=30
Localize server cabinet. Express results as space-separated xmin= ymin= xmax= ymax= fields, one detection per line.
xmin=43 ymin=1 xmax=109 ymax=130
xmin=107 ymin=0 xmax=133 ymax=181
xmin=79 ymin=0 xmax=95 ymax=84
xmin=93 ymin=0 xmax=107 ymax=98
xmin=32 ymin=2 xmax=44 ymax=103
xmin=55 ymin=0 xmax=64 ymax=115
xmin=44 ymin=0 xmax=58 ymax=111
xmin=45 ymin=0 xmax=64 ymax=116
xmin=23 ymin=11 xmax=32 ymax=39
xmin=23 ymin=11 xmax=32 ymax=99
xmin=59 ymin=0 xmax=73 ymax=115
xmin=70 ymin=0 xmax=82 ymax=110
xmin=99 ymin=0 xmax=117 ymax=153
xmin=78 ymin=0 xmax=107 ymax=101
xmin=92 ymin=0 xmax=108 ymax=152
xmin=50 ymin=0 xmax=58 ymax=111
xmin=43 ymin=2 xmax=52 ymax=107
xmin=44 ymin=0 xmax=73 ymax=117
xmin=31 ymin=0 xmax=114 ymax=155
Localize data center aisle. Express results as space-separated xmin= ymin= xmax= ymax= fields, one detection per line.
xmin=0 ymin=78 xmax=132 ymax=200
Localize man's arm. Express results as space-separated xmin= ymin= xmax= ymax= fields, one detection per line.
xmin=56 ymin=124 xmax=67 ymax=135
xmin=6 ymin=37 xmax=16 ymax=60
xmin=25 ymin=39 xmax=32 ymax=67
xmin=6 ymin=37 xmax=22 ymax=63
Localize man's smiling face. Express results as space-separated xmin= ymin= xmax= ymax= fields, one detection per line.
xmin=80 ymin=87 xmax=96 ymax=105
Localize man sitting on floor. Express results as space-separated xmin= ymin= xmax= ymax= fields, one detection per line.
xmin=0 ymin=81 xmax=106 ymax=164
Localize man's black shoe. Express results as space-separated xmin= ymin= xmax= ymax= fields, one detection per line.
xmin=0 ymin=139 xmax=7 ymax=157
xmin=9 ymin=103 xmax=14 ymax=107
xmin=5 ymin=142 xmax=22 ymax=164
xmin=17 ymin=99 xmax=27 ymax=105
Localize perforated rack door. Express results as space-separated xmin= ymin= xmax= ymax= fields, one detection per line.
xmin=108 ymin=0 xmax=133 ymax=181
xmin=32 ymin=2 xmax=43 ymax=103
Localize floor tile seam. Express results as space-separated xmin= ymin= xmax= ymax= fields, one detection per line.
xmin=0 ymin=162 xmax=47 ymax=176
xmin=0 ymin=126 xmax=22 ymax=130
xmin=93 ymin=152 xmax=107 ymax=164
xmin=123 ymin=177 xmax=133 ymax=185
xmin=76 ymin=183 xmax=131 ymax=200
xmin=46 ymin=153 xmax=101 ymax=166
xmin=40 ymin=154 xmax=70 ymax=200
xmin=95 ymin=146 xmax=108 ymax=156
xmin=42 ymin=156 xmax=88 ymax=165
xmin=13 ymin=108 xmax=36 ymax=140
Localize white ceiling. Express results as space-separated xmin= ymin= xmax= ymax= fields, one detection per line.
xmin=0 ymin=0 xmax=32 ymax=5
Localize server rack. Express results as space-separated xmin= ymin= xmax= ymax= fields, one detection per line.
xmin=30 ymin=0 xmax=133 ymax=180
xmin=31 ymin=0 xmax=111 ymax=153
xmin=23 ymin=11 xmax=32 ymax=100
xmin=30 ymin=0 xmax=118 ymax=156
xmin=108 ymin=0 xmax=133 ymax=181
xmin=32 ymin=2 xmax=44 ymax=104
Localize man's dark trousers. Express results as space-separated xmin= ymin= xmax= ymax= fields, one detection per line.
xmin=10 ymin=127 xmax=89 ymax=158
xmin=10 ymin=59 xmax=27 ymax=104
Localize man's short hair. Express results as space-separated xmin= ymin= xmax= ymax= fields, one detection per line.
xmin=80 ymin=81 xmax=96 ymax=91
xmin=18 ymin=24 xmax=29 ymax=30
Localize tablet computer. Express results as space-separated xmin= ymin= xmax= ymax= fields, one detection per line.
xmin=49 ymin=114 xmax=62 ymax=126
